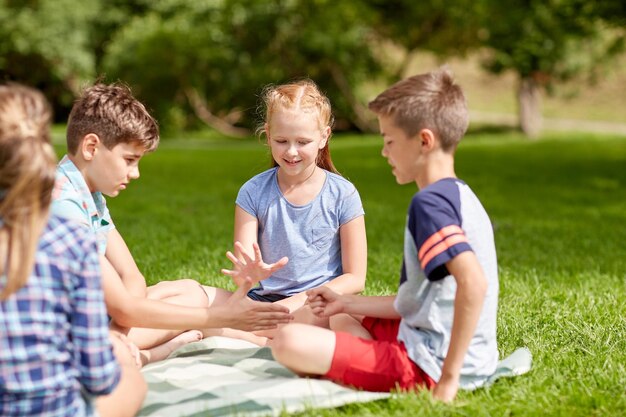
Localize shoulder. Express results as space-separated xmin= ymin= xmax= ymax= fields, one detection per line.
xmin=325 ymin=171 xmax=359 ymax=195
xmin=52 ymin=159 xmax=86 ymax=213
xmin=39 ymin=214 xmax=97 ymax=259
xmin=411 ymin=178 xmax=464 ymax=215
xmin=240 ymin=167 xmax=277 ymax=190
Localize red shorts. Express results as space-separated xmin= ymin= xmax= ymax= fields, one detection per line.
xmin=325 ymin=317 xmax=435 ymax=392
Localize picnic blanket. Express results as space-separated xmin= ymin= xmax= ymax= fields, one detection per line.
xmin=137 ymin=336 xmax=389 ymax=417
xmin=138 ymin=337 xmax=532 ymax=417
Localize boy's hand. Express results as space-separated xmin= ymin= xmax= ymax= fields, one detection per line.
xmin=306 ymin=286 xmax=345 ymax=317
xmin=221 ymin=277 xmax=293 ymax=331
xmin=432 ymin=375 xmax=459 ymax=402
xmin=221 ymin=241 xmax=288 ymax=286
xmin=109 ymin=330 xmax=142 ymax=368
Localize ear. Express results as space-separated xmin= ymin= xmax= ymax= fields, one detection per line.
xmin=418 ymin=129 xmax=437 ymax=151
xmin=80 ymin=133 xmax=101 ymax=161
xmin=319 ymin=126 xmax=331 ymax=149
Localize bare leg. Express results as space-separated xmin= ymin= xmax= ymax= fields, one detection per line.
xmin=254 ymin=303 xmax=329 ymax=340
xmin=96 ymin=332 xmax=147 ymax=417
xmin=125 ymin=279 xmax=208 ymax=350
xmin=271 ymin=323 xmax=336 ymax=375
xmin=202 ymin=327 xmax=269 ymax=346
xmin=138 ymin=330 xmax=203 ymax=365
xmin=329 ymin=313 xmax=372 ymax=339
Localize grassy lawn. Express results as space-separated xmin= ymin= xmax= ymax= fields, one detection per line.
xmin=90 ymin=131 xmax=626 ymax=416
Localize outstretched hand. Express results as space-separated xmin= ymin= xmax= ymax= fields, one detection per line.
xmin=222 ymin=277 xmax=293 ymax=332
xmin=221 ymin=241 xmax=288 ymax=287
xmin=306 ymin=286 xmax=345 ymax=317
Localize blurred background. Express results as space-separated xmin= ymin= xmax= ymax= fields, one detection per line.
xmin=1 ymin=0 xmax=624 ymax=139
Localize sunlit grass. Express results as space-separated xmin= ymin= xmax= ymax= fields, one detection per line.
xmin=59 ymin=131 xmax=626 ymax=416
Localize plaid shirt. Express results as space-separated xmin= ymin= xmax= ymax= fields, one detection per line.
xmin=1 ymin=214 xmax=121 ymax=417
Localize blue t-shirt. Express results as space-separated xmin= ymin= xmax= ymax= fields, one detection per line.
xmin=394 ymin=178 xmax=499 ymax=389
xmin=236 ymin=167 xmax=364 ymax=296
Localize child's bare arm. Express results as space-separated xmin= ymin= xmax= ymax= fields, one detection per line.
xmin=233 ymin=206 xmax=258 ymax=253
xmin=104 ymin=229 xmax=147 ymax=298
xmin=321 ymin=215 xmax=367 ymax=294
xmin=100 ymin=260 xmax=292 ymax=331
xmin=434 ymin=251 xmax=488 ymax=402
xmin=307 ymin=287 xmax=399 ymax=319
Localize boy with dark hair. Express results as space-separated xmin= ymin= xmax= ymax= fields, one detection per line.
xmin=52 ymin=83 xmax=291 ymax=365
xmin=271 ymin=68 xmax=498 ymax=402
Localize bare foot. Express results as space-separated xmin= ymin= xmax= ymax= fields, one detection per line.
xmin=139 ymin=330 xmax=203 ymax=365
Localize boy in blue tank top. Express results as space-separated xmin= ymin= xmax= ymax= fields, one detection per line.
xmin=271 ymin=68 xmax=499 ymax=402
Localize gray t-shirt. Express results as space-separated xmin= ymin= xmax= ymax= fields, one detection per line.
xmin=236 ymin=167 xmax=364 ymax=296
xmin=394 ymin=178 xmax=499 ymax=389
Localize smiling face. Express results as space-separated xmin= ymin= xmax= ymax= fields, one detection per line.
xmin=85 ymin=139 xmax=145 ymax=197
xmin=378 ymin=114 xmax=423 ymax=185
xmin=266 ymin=108 xmax=329 ymax=180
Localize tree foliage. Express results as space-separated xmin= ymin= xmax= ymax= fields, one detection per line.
xmin=0 ymin=0 xmax=101 ymax=113
xmin=479 ymin=0 xmax=624 ymax=137
xmin=103 ymin=0 xmax=380 ymax=133
xmin=1 ymin=0 xmax=624 ymax=136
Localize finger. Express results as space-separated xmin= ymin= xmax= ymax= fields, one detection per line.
xmin=233 ymin=277 xmax=253 ymax=295
xmin=226 ymin=251 xmax=240 ymax=266
xmin=306 ymin=287 xmax=323 ymax=298
xmin=221 ymin=268 xmax=236 ymax=276
xmin=235 ymin=241 xmax=254 ymax=264
xmin=258 ymin=304 xmax=290 ymax=313
xmin=252 ymin=242 xmax=263 ymax=263
xmin=250 ymin=324 xmax=278 ymax=331
xmin=307 ymin=293 xmax=322 ymax=303
xmin=269 ymin=256 xmax=289 ymax=272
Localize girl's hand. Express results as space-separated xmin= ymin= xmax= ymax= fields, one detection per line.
xmin=306 ymin=286 xmax=345 ymax=317
xmin=221 ymin=241 xmax=288 ymax=286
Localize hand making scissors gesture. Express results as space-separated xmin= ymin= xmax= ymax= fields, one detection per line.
xmin=221 ymin=241 xmax=289 ymax=286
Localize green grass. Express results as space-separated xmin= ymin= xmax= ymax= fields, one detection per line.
xmin=86 ymin=131 xmax=626 ymax=416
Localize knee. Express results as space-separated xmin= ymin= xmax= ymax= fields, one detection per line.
xmin=179 ymin=278 xmax=209 ymax=301
xmin=271 ymin=324 xmax=304 ymax=363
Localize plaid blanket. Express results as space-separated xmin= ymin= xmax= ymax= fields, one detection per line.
xmin=138 ymin=337 xmax=389 ymax=417
xmin=138 ymin=337 xmax=532 ymax=417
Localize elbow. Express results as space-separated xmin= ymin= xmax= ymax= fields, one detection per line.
xmin=108 ymin=304 xmax=137 ymax=328
xmin=475 ymin=274 xmax=488 ymax=300
xmin=354 ymin=273 xmax=366 ymax=293
xmin=82 ymin=370 xmax=121 ymax=396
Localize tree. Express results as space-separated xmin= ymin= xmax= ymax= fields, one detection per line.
xmin=0 ymin=0 xmax=101 ymax=115
xmin=480 ymin=0 xmax=624 ymax=138
xmin=366 ymin=0 xmax=483 ymax=79
xmin=102 ymin=0 xmax=381 ymax=134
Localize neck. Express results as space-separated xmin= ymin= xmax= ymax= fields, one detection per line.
xmin=415 ymin=152 xmax=456 ymax=190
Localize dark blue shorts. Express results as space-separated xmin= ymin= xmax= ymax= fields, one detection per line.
xmin=246 ymin=288 xmax=288 ymax=303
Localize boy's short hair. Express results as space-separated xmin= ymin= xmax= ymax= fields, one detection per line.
xmin=66 ymin=83 xmax=159 ymax=154
xmin=368 ymin=67 xmax=469 ymax=150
